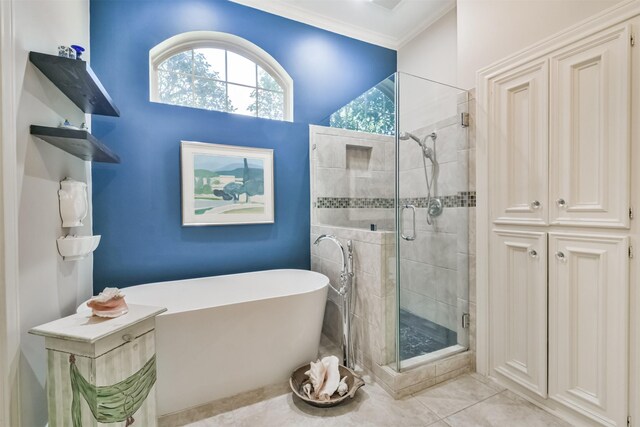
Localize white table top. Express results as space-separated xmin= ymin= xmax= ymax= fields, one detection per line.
xmin=29 ymin=304 xmax=166 ymax=344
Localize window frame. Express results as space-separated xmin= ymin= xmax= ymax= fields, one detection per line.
xmin=149 ymin=31 xmax=293 ymax=121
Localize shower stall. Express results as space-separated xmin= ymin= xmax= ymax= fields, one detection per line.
xmin=310 ymin=72 xmax=471 ymax=388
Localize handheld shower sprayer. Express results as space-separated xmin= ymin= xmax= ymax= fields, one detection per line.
xmin=399 ymin=130 xmax=442 ymax=225
xmin=399 ymin=131 xmax=437 ymax=161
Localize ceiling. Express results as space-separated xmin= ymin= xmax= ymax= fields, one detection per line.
xmin=229 ymin=0 xmax=456 ymax=50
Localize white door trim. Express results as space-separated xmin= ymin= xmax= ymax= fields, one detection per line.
xmin=0 ymin=0 xmax=21 ymax=425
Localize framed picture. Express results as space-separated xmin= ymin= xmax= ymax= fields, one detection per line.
xmin=181 ymin=141 xmax=274 ymax=226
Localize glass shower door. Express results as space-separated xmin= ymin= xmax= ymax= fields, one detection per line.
xmin=395 ymin=73 xmax=470 ymax=371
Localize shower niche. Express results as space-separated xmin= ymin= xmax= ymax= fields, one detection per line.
xmin=310 ymin=73 xmax=473 ymax=397
xmin=345 ymin=144 xmax=373 ymax=171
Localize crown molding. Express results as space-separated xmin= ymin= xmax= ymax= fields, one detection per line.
xmin=230 ymin=0 xmax=403 ymax=49
xmin=396 ymin=2 xmax=455 ymax=49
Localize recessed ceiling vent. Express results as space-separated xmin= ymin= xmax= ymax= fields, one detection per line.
xmin=371 ymin=0 xmax=403 ymax=11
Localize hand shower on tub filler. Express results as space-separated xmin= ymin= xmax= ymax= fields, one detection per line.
xmin=313 ymin=235 xmax=354 ymax=369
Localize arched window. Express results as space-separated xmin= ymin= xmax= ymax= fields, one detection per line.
xmin=150 ymin=31 xmax=293 ymax=121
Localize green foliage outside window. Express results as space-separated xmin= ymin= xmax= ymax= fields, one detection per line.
xmin=330 ymin=87 xmax=395 ymax=136
xmin=157 ymin=49 xmax=285 ymax=120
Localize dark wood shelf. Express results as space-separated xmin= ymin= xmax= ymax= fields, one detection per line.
xmin=29 ymin=52 xmax=120 ymax=117
xmin=30 ymin=126 xmax=120 ymax=164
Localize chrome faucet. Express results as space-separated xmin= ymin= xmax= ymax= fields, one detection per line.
xmin=313 ymin=234 xmax=354 ymax=368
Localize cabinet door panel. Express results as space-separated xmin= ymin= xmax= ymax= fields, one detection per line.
xmin=549 ymin=233 xmax=629 ymax=426
xmin=489 ymin=60 xmax=548 ymax=226
xmin=549 ymin=24 xmax=631 ymax=228
xmin=490 ymin=230 xmax=547 ymax=397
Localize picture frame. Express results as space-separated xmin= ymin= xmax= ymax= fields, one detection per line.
xmin=180 ymin=141 xmax=274 ymax=226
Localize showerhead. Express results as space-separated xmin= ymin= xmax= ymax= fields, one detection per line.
xmin=399 ymin=131 xmax=437 ymax=162
xmin=399 ymin=131 xmax=421 ymax=144
xmin=399 ymin=131 xmax=437 ymax=144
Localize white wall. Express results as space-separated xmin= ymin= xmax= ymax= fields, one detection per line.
xmin=457 ymin=0 xmax=623 ymax=88
xmin=397 ymin=1 xmax=621 ymax=89
xmin=11 ymin=1 xmax=92 ymax=425
xmin=397 ymin=7 xmax=458 ymax=87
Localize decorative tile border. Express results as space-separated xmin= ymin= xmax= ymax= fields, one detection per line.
xmin=316 ymin=191 xmax=476 ymax=209
xmin=316 ymin=197 xmax=394 ymax=209
xmin=404 ymin=191 xmax=476 ymax=208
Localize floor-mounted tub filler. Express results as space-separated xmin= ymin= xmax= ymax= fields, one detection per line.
xmin=78 ymin=269 xmax=329 ymax=417
xmin=313 ymin=234 xmax=354 ymax=369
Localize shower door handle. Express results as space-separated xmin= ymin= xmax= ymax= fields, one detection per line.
xmin=401 ymin=204 xmax=417 ymax=241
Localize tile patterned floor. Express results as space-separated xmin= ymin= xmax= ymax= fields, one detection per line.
xmin=183 ymin=373 xmax=570 ymax=427
xmin=177 ymin=336 xmax=567 ymax=427
xmin=399 ymin=309 xmax=458 ymax=359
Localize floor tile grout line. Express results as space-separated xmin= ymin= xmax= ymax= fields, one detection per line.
xmin=411 ymin=375 xmax=503 ymax=421
xmin=441 ymin=387 xmax=503 ymax=419
xmin=187 ymin=375 xmax=570 ymax=427
xmin=442 ymin=388 xmax=533 ymax=426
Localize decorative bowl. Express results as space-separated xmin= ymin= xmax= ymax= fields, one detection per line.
xmin=56 ymin=235 xmax=101 ymax=261
xmin=289 ymin=363 xmax=365 ymax=408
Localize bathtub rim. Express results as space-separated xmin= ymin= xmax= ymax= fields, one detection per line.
xmin=78 ymin=269 xmax=329 ymax=315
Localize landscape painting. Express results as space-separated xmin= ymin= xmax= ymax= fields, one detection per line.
xmin=181 ymin=141 xmax=274 ymax=225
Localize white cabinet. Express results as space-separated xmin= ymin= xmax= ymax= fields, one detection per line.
xmin=549 ymin=24 xmax=631 ymax=229
xmin=490 ymin=60 xmax=548 ymax=226
xmin=549 ymin=233 xmax=629 ymax=427
xmin=481 ymin=13 xmax=635 ymax=426
xmin=489 ymin=24 xmax=631 ymax=230
xmin=490 ymin=230 xmax=547 ymax=397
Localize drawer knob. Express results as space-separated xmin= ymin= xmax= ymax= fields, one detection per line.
xmin=122 ymin=334 xmax=134 ymax=342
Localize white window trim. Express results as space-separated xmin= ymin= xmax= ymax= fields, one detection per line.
xmin=149 ymin=31 xmax=294 ymax=121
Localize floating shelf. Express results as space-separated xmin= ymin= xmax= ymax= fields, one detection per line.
xmin=30 ymin=125 xmax=120 ymax=163
xmin=29 ymin=52 xmax=120 ymax=117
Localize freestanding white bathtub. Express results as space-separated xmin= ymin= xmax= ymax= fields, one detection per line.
xmin=79 ymin=269 xmax=329 ymax=416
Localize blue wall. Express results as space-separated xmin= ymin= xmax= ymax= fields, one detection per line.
xmin=90 ymin=0 xmax=396 ymax=291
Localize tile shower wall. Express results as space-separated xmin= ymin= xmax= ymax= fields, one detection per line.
xmin=310 ymin=224 xmax=396 ymax=369
xmin=399 ymin=92 xmax=470 ymax=348
xmin=309 ymin=125 xmax=396 ymax=369
xmin=310 ymin=126 xmax=395 ymax=231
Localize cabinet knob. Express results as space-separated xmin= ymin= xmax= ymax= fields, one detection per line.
xmin=530 ymin=200 xmax=541 ymax=210
xmin=556 ymin=198 xmax=567 ymax=208
xmin=122 ymin=334 xmax=134 ymax=342
xmin=555 ymin=251 xmax=566 ymax=261
xmin=529 ymin=249 xmax=538 ymax=258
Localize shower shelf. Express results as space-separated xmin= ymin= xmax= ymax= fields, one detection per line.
xmin=30 ymin=125 xmax=120 ymax=163
xmin=28 ymin=52 xmax=120 ymax=117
